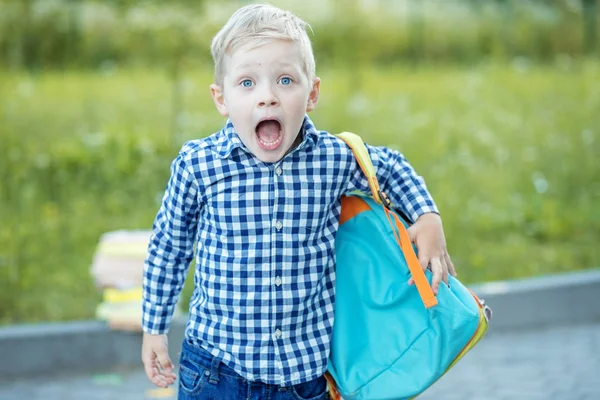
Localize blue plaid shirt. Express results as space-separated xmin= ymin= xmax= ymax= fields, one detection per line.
xmin=142 ymin=115 xmax=437 ymax=386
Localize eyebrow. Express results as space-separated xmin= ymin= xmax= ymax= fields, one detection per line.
xmin=235 ymin=61 xmax=298 ymax=70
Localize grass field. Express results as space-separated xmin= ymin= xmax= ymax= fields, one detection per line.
xmin=1 ymin=60 xmax=599 ymax=324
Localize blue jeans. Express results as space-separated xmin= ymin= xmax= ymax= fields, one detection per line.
xmin=178 ymin=339 xmax=330 ymax=400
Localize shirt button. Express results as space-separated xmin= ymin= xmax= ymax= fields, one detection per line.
xmin=275 ymin=166 xmax=283 ymax=176
xmin=275 ymin=221 xmax=283 ymax=230
xmin=274 ymin=329 xmax=282 ymax=339
xmin=274 ymin=276 xmax=282 ymax=286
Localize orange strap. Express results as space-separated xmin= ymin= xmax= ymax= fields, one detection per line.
xmin=337 ymin=131 xmax=437 ymax=309
xmin=385 ymin=208 xmax=437 ymax=308
xmin=324 ymin=372 xmax=342 ymax=400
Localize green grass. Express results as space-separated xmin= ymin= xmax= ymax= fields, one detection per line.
xmin=1 ymin=61 xmax=599 ymax=324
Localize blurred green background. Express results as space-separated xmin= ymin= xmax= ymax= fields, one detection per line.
xmin=0 ymin=0 xmax=598 ymax=325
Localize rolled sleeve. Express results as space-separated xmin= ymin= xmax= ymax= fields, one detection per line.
xmin=347 ymin=144 xmax=438 ymax=223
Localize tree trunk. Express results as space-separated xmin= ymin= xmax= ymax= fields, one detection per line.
xmin=583 ymin=0 xmax=598 ymax=55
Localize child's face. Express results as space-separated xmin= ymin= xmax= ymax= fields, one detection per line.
xmin=210 ymin=40 xmax=320 ymax=163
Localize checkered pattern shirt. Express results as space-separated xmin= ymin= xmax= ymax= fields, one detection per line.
xmin=142 ymin=115 xmax=438 ymax=386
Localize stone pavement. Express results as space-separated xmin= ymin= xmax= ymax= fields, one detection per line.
xmin=1 ymin=323 xmax=599 ymax=400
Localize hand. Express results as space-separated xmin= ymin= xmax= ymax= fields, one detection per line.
xmin=406 ymin=212 xmax=456 ymax=295
xmin=142 ymin=333 xmax=177 ymax=388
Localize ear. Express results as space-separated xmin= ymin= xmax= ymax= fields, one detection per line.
xmin=210 ymin=84 xmax=229 ymax=117
xmin=306 ymin=77 xmax=321 ymax=112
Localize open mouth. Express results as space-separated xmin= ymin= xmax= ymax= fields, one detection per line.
xmin=255 ymin=119 xmax=283 ymax=151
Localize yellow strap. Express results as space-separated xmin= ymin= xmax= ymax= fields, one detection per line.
xmin=337 ymin=132 xmax=384 ymax=204
xmin=337 ymin=132 xmax=438 ymax=309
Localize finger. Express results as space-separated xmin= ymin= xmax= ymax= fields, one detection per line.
xmin=439 ymin=256 xmax=449 ymax=285
xmin=144 ymin=350 xmax=175 ymax=387
xmin=156 ymin=349 xmax=176 ymax=379
xmin=156 ymin=366 xmax=176 ymax=386
xmin=143 ymin=358 xmax=157 ymax=383
xmin=152 ymin=367 xmax=170 ymax=388
xmin=406 ymin=225 xmax=417 ymax=243
xmin=157 ymin=362 xmax=177 ymax=381
xmin=440 ymin=257 xmax=448 ymax=285
xmin=410 ymin=253 xmax=431 ymax=287
xmin=430 ymin=257 xmax=443 ymax=295
xmin=445 ymin=252 xmax=457 ymax=277
xmin=144 ymin=359 xmax=169 ymax=388
xmin=418 ymin=253 xmax=430 ymax=272
xmin=142 ymin=349 xmax=158 ymax=381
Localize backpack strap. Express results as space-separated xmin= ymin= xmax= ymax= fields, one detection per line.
xmin=337 ymin=132 xmax=438 ymax=309
xmin=337 ymin=132 xmax=389 ymax=205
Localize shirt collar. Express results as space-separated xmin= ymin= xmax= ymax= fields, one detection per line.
xmin=213 ymin=115 xmax=321 ymax=159
xmin=301 ymin=115 xmax=320 ymax=148
xmin=213 ymin=119 xmax=244 ymax=159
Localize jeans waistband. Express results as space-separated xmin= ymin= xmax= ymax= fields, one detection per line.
xmin=181 ymin=339 xmax=242 ymax=381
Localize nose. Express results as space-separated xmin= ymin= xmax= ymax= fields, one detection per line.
xmin=258 ymin=86 xmax=279 ymax=108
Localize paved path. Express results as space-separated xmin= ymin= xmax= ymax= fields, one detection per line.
xmin=1 ymin=323 xmax=599 ymax=400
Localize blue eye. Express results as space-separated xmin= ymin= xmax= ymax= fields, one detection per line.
xmin=241 ymin=79 xmax=253 ymax=88
xmin=279 ymin=77 xmax=292 ymax=85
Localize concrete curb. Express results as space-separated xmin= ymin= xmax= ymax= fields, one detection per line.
xmin=470 ymin=268 xmax=600 ymax=331
xmin=0 ymin=318 xmax=187 ymax=380
xmin=2 ymin=269 xmax=599 ymax=379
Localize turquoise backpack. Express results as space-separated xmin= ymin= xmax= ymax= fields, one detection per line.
xmin=326 ymin=132 xmax=491 ymax=400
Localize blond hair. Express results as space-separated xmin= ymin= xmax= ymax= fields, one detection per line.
xmin=210 ymin=4 xmax=316 ymax=85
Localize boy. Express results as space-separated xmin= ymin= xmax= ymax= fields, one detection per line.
xmin=142 ymin=4 xmax=456 ymax=400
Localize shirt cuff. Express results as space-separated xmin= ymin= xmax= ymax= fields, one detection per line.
xmin=409 ymin=205 xmax=439 ymax=223
xmin=142 ymin=301 xmax=177 ymax=335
